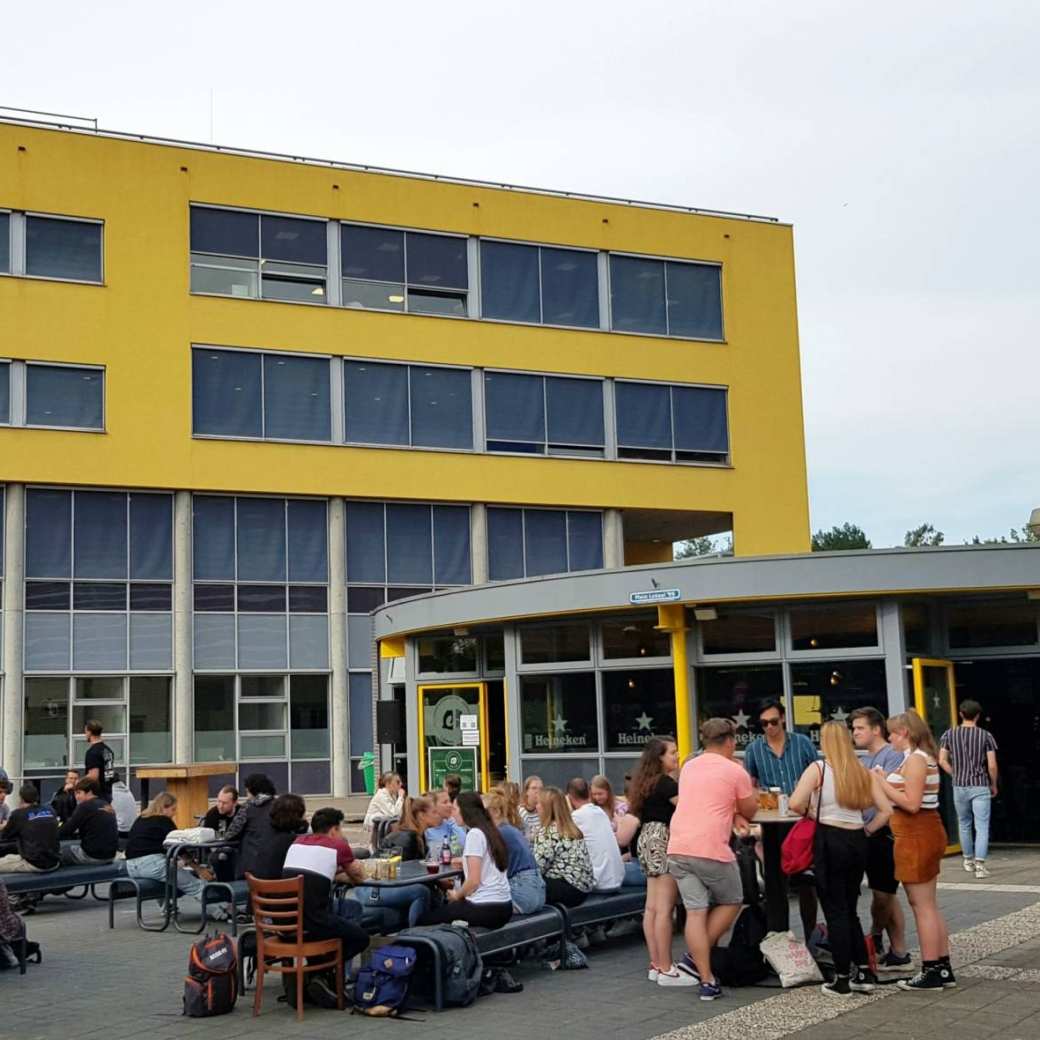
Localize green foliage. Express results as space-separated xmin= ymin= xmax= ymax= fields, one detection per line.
xmin=674 ymin=535 xmax=734 ymax=559
xmin=904 ymin=523 xmax=945 ymax=547
xmin=811 ymin=523 xmax=871 ymax=551
xmin=966 ymin=526 xmax=1040 ymax=546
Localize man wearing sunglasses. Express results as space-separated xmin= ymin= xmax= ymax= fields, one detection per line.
xmin=743 ymin=699 xmax=820 ymax=943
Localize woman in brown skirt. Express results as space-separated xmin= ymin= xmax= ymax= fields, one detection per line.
xmin=875 ymin=710 xmax=954 ymax=992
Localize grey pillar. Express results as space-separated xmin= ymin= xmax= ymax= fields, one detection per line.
xmin=881 ymin=601 xmax=910 ymax=713
xmin=404 ymin=638 xmax=420 ymax=793
xmin=2 ymin=485 xmax=25 ymax=781
xmin=471 ymin=504 xmax=488 ymax=584
xmin=328 ymin=497 xmax=349 ymax=797
xmin=173 ymin=491 xmax=193 ymax=763
xmin=503 ymin=625 xmax=522 ymax=782
xmin=603 ymin=509 xmax=624 ymax=569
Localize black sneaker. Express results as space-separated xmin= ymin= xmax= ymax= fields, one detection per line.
xmin=878 ymin=950 xmax=913 ymax=972
xmin=821 ymin=975 xmax=853 ymax=998
xmin=850 ymin=967 xmax=877 ymax=992
xmin=897 ymin=968 xmax=943 ymax=991
xmin=676 ymin=953 xmax=701 ymax=982
xmin=937 ymin=962 xmax=957 ymax=988
xmin=495 ymin=969 xmax=524 ymax=994
xmin=306 ymin=974 xmax=341 ymax=1009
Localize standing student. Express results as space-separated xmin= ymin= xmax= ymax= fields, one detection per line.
xmin=0 ymin=785 xmax=60 ymax=872
xmin=876 ymin=710 xmax=955 ymax=992
xmin=57 ymin=778 xmax=118 ymax=864
xmin=850 ymin=707 xmax=911 ymax=970
xmin=232 ymin=773 xmax=276 ymax=878
xmin=567 ymin=778 xmax=625 ymax=892
xmin=668 ymin=719 xmax=761 ymax=1001
xmin=532 ymin=787 xmax=594 ymax=907
xmin=939 ymin=700 xmax=999 ymax=879
xmin=110 ymin=773 xmax=140 ymax=836
xmin=628 ymin=736 xmax=683 ymax=984
xmin=82 ymin=720 xmax=116 ymax=804
xmin=790 ymin=722 xmax=892 ymax=998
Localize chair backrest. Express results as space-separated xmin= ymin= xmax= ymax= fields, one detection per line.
xmin=246 ymin=872 xmax=304 ymax=950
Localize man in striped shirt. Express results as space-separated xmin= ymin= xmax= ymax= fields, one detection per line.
xmin=939 ymin=699 xmax=998 ymax=880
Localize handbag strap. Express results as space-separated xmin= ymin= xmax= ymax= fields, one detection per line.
xmin=811 ymin=761 xmax=825 ymax=819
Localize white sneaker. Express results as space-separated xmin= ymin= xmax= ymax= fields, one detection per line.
xmin=975 ymin=861 xmax=992 ymax=879
xmin=962 ymin=858 xmax=975 ymax=873
xmin=657 ymin=965 xmax=698 ymax=987
xmin=648 ymin=965 xmax=660 ymax=982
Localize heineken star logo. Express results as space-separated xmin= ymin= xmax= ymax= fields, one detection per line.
xmin=551 ymin=716 xmax=568 ymax=735
xmin=635 ymin=712 xmax=653 ymax=732
xmin=830 ymin=706 xmax=849 ymax=723
xmin=732 ymin=709 xmax=750 ymax=730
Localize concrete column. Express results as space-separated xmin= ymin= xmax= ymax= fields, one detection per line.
xmin=502 ymin=625 xmax=522 ymax=782
xmin=881 ymin=601 xmax=910 ymax=713
xmin=471 ymin=504 xmax=488 ymax=584
xmin=2 ymin=485 xmax=25 ymax=781
xmin=173 ymin=491 xmax=193 ymax=763
xmin=603 ymin=509 xmax=624 ymax=569
xmin=328 ymin=497 xmax=349 ymax=797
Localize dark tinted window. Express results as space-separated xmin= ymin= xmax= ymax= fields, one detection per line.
xmin=701 ymin=610 xmax=776 ymax=654
xmin=192 ymin=496 xmax=235 ymax=580
xmin=520 ymin=624 xmax=591 ymax=664
xmin=192 ymin=349 xmax=262 ymax=438
xmin=26 ymin=489 xmax=72 ymax=578
xmin=289 ymin=585 xmax=328 ymax=613
xmin=237 ymin=584 xmax=287 ymax=612
xmin=481 ymin=241 xmax=539 ymax=322
xmin=485 ymin=372 xmax=544 ymax=451
xmin=521 ymin=673 xmax=597 ymax=752
xmin=386 ymin=505 xmax=433 ymax=585
xmin=344 ymin=361 xmax=408 ymax=445
xmin=487 ymin=508 xmax=524 ymax=581
xmin=286 ymin=499 xmax=328 ymax=584
xmin=193 ymin=583 xmax=235 ymax=612
xmin=130 ymin=495 xmax=173 ymax=581
xmin=790 ymin=603 xmax=878 ymax=651
xmin=261 ymin=215 xmax=326 ymax=265
xmin=407 ymin=233 xmax=467 ymax=289
xmin=567 ymin=511 xmax=603 ymax=571
xmin=129 ymin=583 xmax=172 ymax=611
xmin=25 ymin=580 xmax=71 ymax=610
xmin=26 ymin=365 xmax=104 ymax=429
xmin=409 ymin=366 xmax=472 ymax=449
xmin=524 ymin=509 xmax=567 ymax=576
xmin=236 ymin=497 xmax=286 ymax=582
xmin=546 ymin=377 xmax=603 ymax=452
xmin=341 ymin=224 xmax=404 ymax=282
xmin=603 ymin=669 xmax=676 ymax=751
xmin=673 ymin=386 xmax=728 ymax=457
xmin=602 ymin=614 xmax=671 ymax=658
xmin=541 ymin=247 xmax=599 ymax=328
xmin=433 ymin=506 xmax=471 ymax=585
xmin=190 ymin=207 xmax=259 ymax=257
xmin=74 ymin=491 xmax=127 ymax=578
xmin=0 ymin=212 xmax=8 ymax=273
xmin=615 ymin=381 xmax=671 ymax=453
xmin=262 ymin=354 xmax=331 ymax=441
xmin=345 ymin=502 xmax=385 ymax=584
xmin=73 ymin=582 xmax=127 ymax=610
xmin=0 ymin=361 xmax=9 ymax=425
xmin=666 ymin=261 xmax=723 ymax=339
xmin=610 ymin=255 xmax=665 ymax=335
xmin=347 ymin=586 xmax=385 ymax=612
xmin=25 ymin=217 xmax=102 ymax=281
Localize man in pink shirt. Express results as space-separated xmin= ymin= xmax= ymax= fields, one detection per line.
xmin=668 ymin=718 xmax=760 ymax=1000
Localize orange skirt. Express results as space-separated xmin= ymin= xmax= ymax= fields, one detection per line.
xmin=890 ymin=809 xmax=947 ymax=884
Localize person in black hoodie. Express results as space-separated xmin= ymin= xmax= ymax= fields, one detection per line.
xmin=57 ymin=778 xmax=118 ymax=864
xmin=50 ymin=770 xmax=80 ymax=825
xmin=241 ymin=793 xmax=307 ymax=881
xmin=233 ymin=773 xmax=277 ymax=880
xmin=0 ymin=786 xmax=60 ymax=872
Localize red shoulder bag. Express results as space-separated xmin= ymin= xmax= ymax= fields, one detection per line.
xmin=780 ymin=761 xmax=824 ymax=876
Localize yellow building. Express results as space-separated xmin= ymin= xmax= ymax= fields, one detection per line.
xmin=0 ymin=114 xmax=809 ymax=797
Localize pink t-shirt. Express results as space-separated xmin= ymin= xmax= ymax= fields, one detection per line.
xmin=667 ymin=752 xmax=753 ymax=862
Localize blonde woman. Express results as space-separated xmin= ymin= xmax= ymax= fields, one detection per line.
xmin=124 ymin=792 xmax=207 ymax=908
xmin=790 ymin=722 xmax=892 ymax=998
xmin=519 ymin=775 xmax=543 ymax=840
xmin=363 ymin=772 xmax=404 ymax=834
xmin=590 ymin=774 xmax=630 ymax=827
xmin=486 ymin=788 xmax=546 ymax=914
xmin=875 ymin=710 xmax=954 ymax=992
xmin=490 ymin=783 xmax=524 ymax=830
xmin=532 ymin=786 xmax=593 ymax=907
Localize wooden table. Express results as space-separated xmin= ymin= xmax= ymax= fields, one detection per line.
xmin=136 ymin=763 xmax=237 ymax=829
xmin=752 ymin=807 xmax=801 ymax=932
xmin=361 ymin=860 xmax=463 ymax=889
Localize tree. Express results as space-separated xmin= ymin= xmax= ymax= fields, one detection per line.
xmin=811 ymin=523 xmax=871 ymax=551
xmin=674 ymin=535 xmax=734 ymax=559
xmin=966 ymin=525 xmax=1040 ymax=546
xmin=904 ymin=523 xmax=945 ymax=547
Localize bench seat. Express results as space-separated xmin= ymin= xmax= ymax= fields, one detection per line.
xmin=1 ymin=861 xmax=127 ymax=896
xmin=471 ymin=906 xmax=566 ymax=959
xmin=552 ymin=888 xmax=646 ymax=934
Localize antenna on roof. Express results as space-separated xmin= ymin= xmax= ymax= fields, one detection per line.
xmin=0 ymin=105 xmax=98 ymax=131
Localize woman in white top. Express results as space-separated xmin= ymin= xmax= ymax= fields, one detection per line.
xmin=419 ymin=791 xmax=513 ymax=929
xmin=363 ymin=772 xmax=404 ymax=838
xmin=790 ymin=721 xmax=892 ymax=998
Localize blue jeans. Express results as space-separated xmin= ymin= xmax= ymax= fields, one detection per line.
xmin=126 ymin=853 xmax=203 ymax=899
xmin=509 ymin=868 xmax=546 ymax=914
xmin=622 ymin=859 xmax=647 ymax=888
xmin=351 ymin=883 xmax=430 ymax=929
xmin=953 ymin=786 xmax=992 ymax=861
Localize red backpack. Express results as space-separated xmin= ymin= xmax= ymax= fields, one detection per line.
xmin=780 ymin=762 xmax=824 ymax=875
xmin=183 ymin=932 xmax=238 ymax=1017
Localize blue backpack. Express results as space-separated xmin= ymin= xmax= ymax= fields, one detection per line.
xmin=353 ymin=945 xmax=417 ymax=1017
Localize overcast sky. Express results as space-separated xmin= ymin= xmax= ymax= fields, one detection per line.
xmin=5 ymin=1 xmax=1038 ymax=547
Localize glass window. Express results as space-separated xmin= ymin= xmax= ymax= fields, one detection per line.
xmin=192 ymin=496 xmax=235 ymax=580
xmin=190 ymin=253 xmax=258 ymax=298
xmin=194 ymin=676 xmax=236 ymax=762
xmin=286 ymin=499 xmax=328 ymax=583
xmin=603 ymin=668 xmax=676 ymax=751
xmin=341 ymin=224 xmax=405 ymax=283
xmin=541 ymin=247 xmax=599 ymax=328
xmin=789 ymin=659 xmax=888 ymax=746
xmin=291 ymin=675 xmax=330 ymax=759
xmin=237 ymin=585 xmax=286 ymax=612
xmin=0 ymin=361 xmax=9 ymax=424
xmin=947 ymin=597 xmax=1038 ymax=649
xmin=409 ymin=366 xmax=472 ymax=449
xmin=262 ymin=354 xmax=331 ymax=441
xmin=74 ymin=491 xmax=127 ymax=579
xmin=130 ymin=677 xmax=172 ymax=764
xmin=695 ymin=664 xmax=783 ymax=751
xmin=345 ymin=502 xmax=386 ymax=584
xmin=288 ymin=585 xmax=327 ymax=613
xmin=665 ymin=261 xmax=723 ymax=339
xmin=615 ymin=381 xmax=672 ymax=458
xmin=433 ymin=506 xmax=471 ymax=585
xmin=481 ymin=241 xmax=540 ymax=323
xmin=73 ymin=582 xmax=127 ymax=610
xmin=602 ymin=613 xmax=671 ymax=659
xmin=130 ymin=494 xmax=173 ymax=580
xmin=418 ymin=635 xmax=478 ymax=674
xmin=525 ymin=509 xmax=567 ymax=576
xmin=485 ymin=372 xmax=545 ymax=453
xmin=520 ymin=623 xmax=590 ymax=664
xmin=386 ymin=504 xmax=433 ymax=585
xmin=240 ymin=675 xmax=284 ymax=699
xmin=191 ymin=207 xmax=258 ymax=257
xmin=673 ymin=386 xmax=728 ymax=459
xmin=76 ymin=676 xmax=124 ymax=699
xmin=239 ymin=701 xmax=286 ymax=731
xmin=261 ymin=214 xmax=326 ymax=265
xmin=347 ymin=586 xmax=384 ymax=613
xmin=26 ymin=488 xmax=72 ymax=577
xmin=130 ymin=584 xmax=172 ymax=611
xmin=0 ymin=212 xmax=9 ymax=273
xmin=520 ymin=673 xmax=597 ymax=753
xmin=25 ymin=678 xmax=70 ymax=769
xmin=349 ymin=673 xmax=373 ymax=758
xmin=236 ymin=498 xmax=286 ymax=582
xmin=26 ymin=364 xmax=103 ymax=429
xmin=26 ymin=580 xmax=71 ymax=610
xmin=610 ymin=255 xmax=666 ymax=335
xmin=546 ymin=377 xmax=604 ymax=454
xmin=192 ymin=349 xmax=262 ymax=438
xmin=487 ymin=508 xmax=524 ymax=581
xmin=567 ymin=511 xmax=603 ymax=572
xmin=616 ymin=381 xmax=727 ymax=463
xmin=25 ymin=216 xmax=102 ymax=282
xmin=701 ymin=610 xmax=776 ymax=655
xmin=407 ymin=232 xmax=467 ymax=290
xmin=344 ymin=361 xmax=409 ymax=446
xmin=790 ymin=603 xmax=878 ymax=651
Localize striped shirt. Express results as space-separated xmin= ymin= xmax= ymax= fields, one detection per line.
xmin=887 ymin=749 xmax=940 ymax=810
xmin=940 ymin=725 xmax=998 ymax=788
xmin=744 ymin=731 xmax=819 ymax=795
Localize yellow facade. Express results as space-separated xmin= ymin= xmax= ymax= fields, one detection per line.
xmin=0 ymin=122 xmax=810 ymax=555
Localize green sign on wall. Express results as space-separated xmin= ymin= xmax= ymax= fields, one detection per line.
xmin=428 ymin=746 xmax=478 ymax=793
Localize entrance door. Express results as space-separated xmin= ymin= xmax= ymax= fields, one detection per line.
xmin=417 ymin=684 xmax=489 ymax=793
xmin=911 ymin=658 xmax=959 ymax=852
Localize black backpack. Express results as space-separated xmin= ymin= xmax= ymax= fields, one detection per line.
xmin=183 ymin=933 xmax=238 ymax=1017
xmin=710 ymin=903 xmax=769 ymax=987
xmin=397 ymin=924 xmax=483 ymax=1008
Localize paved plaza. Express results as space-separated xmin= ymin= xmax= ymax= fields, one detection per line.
xmin=2 ymin=850 xmax=1040 ymax=1040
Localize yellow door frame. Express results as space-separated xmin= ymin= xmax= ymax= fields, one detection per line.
xmin=417 ymin=682 xmax=490 ymax=793
xmin=911 ymin=657 xmax=960 ymax=854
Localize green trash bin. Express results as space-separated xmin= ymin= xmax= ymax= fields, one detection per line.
xmin=360 ymin=751 xmax=377 ymax=795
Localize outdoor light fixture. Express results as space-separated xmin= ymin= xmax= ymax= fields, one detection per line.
xmin=693 ymin=607 xmax=718 ymax=621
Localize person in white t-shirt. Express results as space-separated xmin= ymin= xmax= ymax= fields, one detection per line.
xmin=567 ymin=778 xmax=626 ymax=892
xmin=419 ymin=792 xmax=513 ymax=929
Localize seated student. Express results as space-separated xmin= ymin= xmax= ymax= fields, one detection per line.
xmin=567 ymin=778 xmax=626 ymax=892
xmin=281 ymin=841 xmax=371 ymax=1006
xmin=443 ymin=773 xmax=462 ymax=804
xmin=532 ymin=786 xmax=594 ymax=907
xmin=352 ymin=796 xmax=441 ymax=929
xmin=614 ymin=812 xmax=647 ymax=888
xmin=518 ymin=776 xmax=543 ymax=841
xmin=232 ymin=773 xmax=277 ymax=879
xmin=424 ymin=789 xmax=466 ymax=854
xmin=200 ymin=785 xmax=246 ymax=881
xmin=485 ymin=788 xmax=545 ymax=914
xmin=50 ymin=770 xmax=80 ymax=824
xmin=0 ymin=781 xmax=10 ymax=829
xmin=363 ymin=772 xmax=404 ymax=838
xmin=57 ymin=778 xmax=118 ymax=865
xmin=110 ymin=773 xmax=140 ymax=837
xmin=0 ymin=785 xmax=60 ymax=873
xmin=418 ymin=792 xmax=513 ymax=929
xmin=242 ymin=793 xmax=308 ymax=881
xmin=590 ymin=775 xmax=630 ymax=828
xmin=295 ymin=807 xmax=365 ymax=884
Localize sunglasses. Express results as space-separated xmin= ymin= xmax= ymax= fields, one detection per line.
xmin=761 ymin=717 xmax=783 ymax=727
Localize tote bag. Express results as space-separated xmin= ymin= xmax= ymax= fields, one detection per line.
xmin=780 ymin=762 xmax=824 ymax=876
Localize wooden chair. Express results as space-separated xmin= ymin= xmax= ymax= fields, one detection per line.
xmin=245 ymin=872 xmax=344 ymax=1020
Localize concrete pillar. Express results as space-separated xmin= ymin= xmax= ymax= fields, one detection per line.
xmin=603 ymin=509 xmax=624 ymax=569
xmin=173 ymin=491 xmax=193 ymax=763
xmin=881 ymin=601 xmax=910 ymax=713
xmin=470 ymin=504 xmax=488 ymax=585
xmin=2 ymin=485 xmax=25 ymax=781
xmin=328 ymin=497 xmax=349 ymax=797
